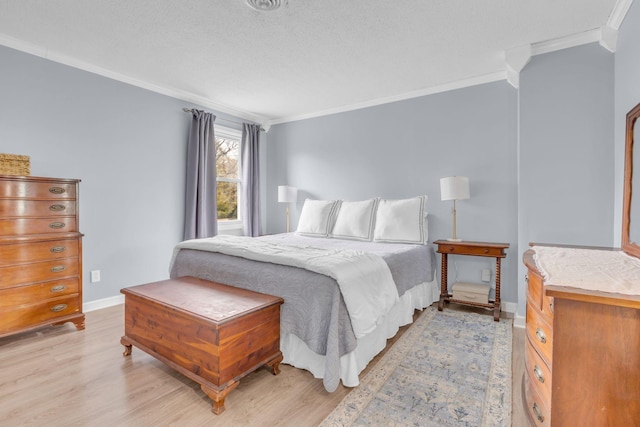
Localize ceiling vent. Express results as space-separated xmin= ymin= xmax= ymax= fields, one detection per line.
xmin=245 ymin=0 xmax=284 ymax=11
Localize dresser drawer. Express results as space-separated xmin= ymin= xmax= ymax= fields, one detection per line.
xmin=526 ymin=301 xmax=553 ymax=366
xmin=437 ymin=242 xmax=505 ymax=257
xmin=524 ymin=373 xmax=551 ymax=427
xmin=0 ymin=294 xmax=81 ymax=334
xmin=0 ymin=278 xmax=80 ymax=307
xmin=0 ymin=238 xmax=80 ymax=266
xmin=526 ymin=268 xmax=544 ymax=310
xmin=525 ymin=337 xmax=552 ymax=405
xmin=0 ymin=217 xmax=77 ymax=235
xmin=541 ymin=292 xmax=554 ymax=319
xmin=0 ymin=199 xmax=76 ymax=217
xmin=0 ymin=180 xmax=76 ymax=199
xmin=0 ymin=258 xmax=79 ymax=288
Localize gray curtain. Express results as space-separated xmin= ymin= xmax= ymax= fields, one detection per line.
xmin=241 ymin=123 xmax=262 ymax=236
xmin=184 ymin=110 xmax=217 ymax=240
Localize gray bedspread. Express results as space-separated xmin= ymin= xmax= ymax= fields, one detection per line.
xmin=169 ymin=234 xmax=435 ymax=392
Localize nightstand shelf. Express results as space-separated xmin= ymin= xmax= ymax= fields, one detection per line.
xmin=434 ymin=240 xmax=509 ymax=321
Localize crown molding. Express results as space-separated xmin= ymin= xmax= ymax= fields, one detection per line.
xmin=599 ymin=25 xmax=618 ymax=52
xmin=607 ymin=0 xmax=634 ymax=29
xmin=3 ymin=0 xmax=634 ymax=130
xmin=0 ymin=34 xmax=269 ymax=126
xmin=505 ymin=44 xmax=533 ymax=88
xmin=530 ymin=28 xmax=601 ymax=56
xmin=507 ymin=25 xmax=619 ymax=88
xmin=271 ymin=20 xmax=627 ymax=125
xmin=269 ymin=71 xmax=507 ymax=126
xmin=598 ymin=0 xmax=634 ymax=52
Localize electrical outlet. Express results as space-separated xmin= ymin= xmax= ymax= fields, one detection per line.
xmin=90 ymin=270 xmax=101 ymax=283
xmin=481 ymin=269 xmax=491 ymax=282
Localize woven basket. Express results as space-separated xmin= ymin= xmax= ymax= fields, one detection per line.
xmin=0 ymin=153 xmax=31 ymax=176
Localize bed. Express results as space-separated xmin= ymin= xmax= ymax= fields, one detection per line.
xmin=169 ymin=196 xmax=438 ymax=392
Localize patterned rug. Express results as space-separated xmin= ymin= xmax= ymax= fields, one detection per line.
xmin=320 ymin=307 xmax=512 ymax=427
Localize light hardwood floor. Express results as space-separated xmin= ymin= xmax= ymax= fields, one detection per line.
xmin=0 ymin=304 xmax=526 ymax=426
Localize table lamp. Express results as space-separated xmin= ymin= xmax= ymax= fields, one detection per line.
xmin=278 ymin=185 xmax=297 ymax=232
xmin=440 ymin=176 xmax=470 ymax=241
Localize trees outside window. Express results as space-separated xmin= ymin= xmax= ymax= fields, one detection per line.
xmin=215 ymin=127 xmax=242 ymax=225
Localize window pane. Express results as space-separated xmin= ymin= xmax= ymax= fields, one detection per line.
xmin=217 ymin=181 xmax=238 ymax=220
xmin=215 ymin=137 xmax=238 ymax=179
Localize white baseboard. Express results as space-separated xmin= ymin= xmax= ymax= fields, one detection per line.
xmin=83 ymin=294 xmax=528 ymax=328
xmin=500 ymin=301 xmax=525 ymax=328
xmin=84 ymin=294 xmax=124 ymax=312
xmin=513 ymin=315 xmax=526 ymax=328
xmin=501 ymin=301 xmax=517 ymax=315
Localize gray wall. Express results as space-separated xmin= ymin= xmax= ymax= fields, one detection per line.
xmin=267 ymin=42 xmax=617 ymax=315
xmin=1 ymin=25 xmax=630 ymax=314
xmin=0 ymin=45 xmax=249 ymax=304
xmin=615 ymin=0 xmax=640 ymax=243
xmin=517 ymin=42 xmax=615 ymax=315
xmin=267 ymin=81 xmax=520 ymax=304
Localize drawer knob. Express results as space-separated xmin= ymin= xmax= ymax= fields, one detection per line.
xmin=535 ymin=327 xmax=547 ymax=344
xmin=50 ymin=304 xmax=68 ymax=312
xmin=483 ymin=249 xmax=489 ymax=253
xmin=533 ymin=365 xmax=545 ymax=383
xmin=49 ymin=187 xmax=66 ymax=194
xmin=532 ymin=402 xmax=544 ymax=423
xmin=49 ymin=222 xmax=65 ymax=229
xmin=50 ymin=285 xmax=67 ymax=293
xmin=51 ymin=265 xmax=66 ymax=273
xmin=525 ymin=275 xmax=529 ymax=285
xmin=50 ymin=246 xmax=66 ymax=253
xmin=49 ymin=204 xmax=66 ymax=212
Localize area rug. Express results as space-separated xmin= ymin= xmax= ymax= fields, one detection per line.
xmin=319 ymin=307 xmax=512 ymax=427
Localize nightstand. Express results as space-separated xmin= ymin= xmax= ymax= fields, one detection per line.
xmin=434 ymin=240 xmax=509 ymax=321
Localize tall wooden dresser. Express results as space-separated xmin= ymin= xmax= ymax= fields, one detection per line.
xmin=0 ymin=175 xmax=85 ymax=338
xmin=523 ymin=247 xmax=640 ymax=426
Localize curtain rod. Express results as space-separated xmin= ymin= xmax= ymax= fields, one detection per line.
xmin=182 ymin=108 xmax=265 ymax=131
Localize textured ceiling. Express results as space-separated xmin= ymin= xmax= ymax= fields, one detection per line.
xmin=0 ymin=0 xmax=623 ymax=125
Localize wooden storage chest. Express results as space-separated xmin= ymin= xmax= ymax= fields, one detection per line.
xmin=120 ymin=276 xmax=284 ymax=415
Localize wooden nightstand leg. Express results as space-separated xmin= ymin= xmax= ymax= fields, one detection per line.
xmin=493 ymin=257 xmax=502 ymax=322
xmin=438 ymin=253 xmax=449 ymax=311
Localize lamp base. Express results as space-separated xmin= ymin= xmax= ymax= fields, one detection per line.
xmin=447 ymin=238 xmax=462 ymax=242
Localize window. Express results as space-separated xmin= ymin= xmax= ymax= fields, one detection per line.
xmin=215 ymin=126 xmax=242 ymax=229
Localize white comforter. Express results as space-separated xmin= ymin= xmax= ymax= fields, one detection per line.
xmin=170 ymin=235 xmax=399 ymax=338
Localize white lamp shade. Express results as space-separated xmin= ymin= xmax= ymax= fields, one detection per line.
xmin=440 ymin=176 xmax=470 ymax=201
xmin=278 ymin=185 xmax=297 ymax=203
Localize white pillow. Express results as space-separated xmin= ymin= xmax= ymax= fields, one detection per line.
xmin=296 ymin=199 xmax=341 ymax=237
xmin=330 ymin=198 xmax=379 ymax=241
xmin=373 ymin=196 xmax=428 ymax=244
